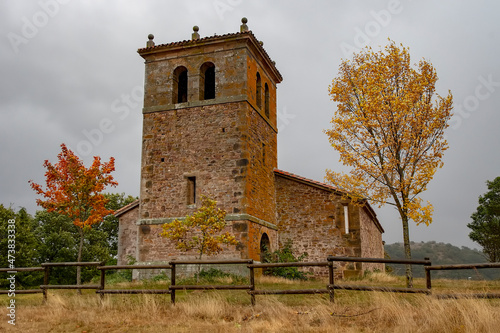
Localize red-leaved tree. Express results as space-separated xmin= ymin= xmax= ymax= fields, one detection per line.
xmin=29 ymin=143 xmax=118 ymax=287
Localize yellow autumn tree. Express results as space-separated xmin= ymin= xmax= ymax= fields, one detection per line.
xmin=325 ymin=41 xmax=453 ymax=287
xmin=161 ymin=196 xmax=238 ymax=278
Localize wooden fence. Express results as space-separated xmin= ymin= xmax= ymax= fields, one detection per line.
xmin=97 ymin=264 xmax=172 ymax=298
xmin=248 ymin=261 xmax=335 ymax=305
xmin=168 ymin=259 xmax=253 ymax=304
xmin=2 ymin=257 xmax=500 ymax=304
xmin=0 ymin=267 xmax=45 ymax=298
xmin=425 ymin=262 xmax=500 ymax=299
xmin=327 ymin=256 xmax=433 ymax=295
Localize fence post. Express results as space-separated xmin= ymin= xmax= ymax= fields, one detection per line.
xmin=328 ymin=261 xmax=335 ymax=303
xmin=249 ymin=263 xmax=255 ymax=306
xmin=170 ymin=262 xmax=176 ymax=305
xmin=99 ymin=267 xmax=105 ymax=302
xmin=424 ymin=257 xmax=432 ymax=293
xmin=42 ymin=265 xmax=49 ymax=304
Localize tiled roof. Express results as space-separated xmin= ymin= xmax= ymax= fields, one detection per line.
xmin=114 ymin=199 xmax=139 ymax=217
xmin=274 ymin=169 xmax=340 ymax=193
xmin=138 ymin=30 xmax=251 ymax=52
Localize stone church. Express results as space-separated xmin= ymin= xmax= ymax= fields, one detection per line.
xmin=116 ymin=19 xmax=384 ymax=277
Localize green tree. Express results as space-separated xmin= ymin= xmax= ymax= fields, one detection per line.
xmin=325 ymin=41 xmax=453 ymax=287
xmin=33 ymin=210 xmax=79 ymax=284
xmin=33 ymin=193 xmax=137 ymax=284
xmin=468 ymin=177 xmax=500 ymax=262
xmin=91 ymin=193 xmax=138 ymax=260
xmin=0 ymin=205 xmax=42 ymax=288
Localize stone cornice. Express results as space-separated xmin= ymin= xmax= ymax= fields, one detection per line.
xmin=142 ymin=98 xmax=278 ymax=133
xmin=138 ymin=213 xmax=278 ymax=231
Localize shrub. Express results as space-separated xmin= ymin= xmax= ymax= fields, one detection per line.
xmin=196 ymin=268 xmax=231 ymax=281
xmin=262 ymin=239 xmax=310 ymax=280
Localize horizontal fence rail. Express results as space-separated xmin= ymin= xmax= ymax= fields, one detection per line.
xmin=328 ymin=256 xmax=433 ymax=295
xmin=330 ymin=284 xmax=430 ymax=294
xmin=3 ymin=257 xmax=500 ymax=304
xmin=1 ymin=262 xmax=104 ymax=300
xmin=247 ymin=261 xmax=335 ymax=305
xmin=0 ymin=267 xmax=45 ymax=272
xmin=426 ymin=263 xmax=500 ymax=271
xmin=97 ymin=264 xmax=172 ymax=297
xmin=0 ymin=267 xmax=45 ymax=295
xmin=41 ymin=262 xmax=104 ymax=267
xmin=40 ymin=262 xmax=105 ymax=302
xmin=247 ymin=261 xmax=331 ymax=268
xmin=169 ymin=259 xmax=254 ymax=304
xmin=425 ymin=262 xmax=500 ymax=299
xmin=328 ymin=256 xmax=432 ymax=265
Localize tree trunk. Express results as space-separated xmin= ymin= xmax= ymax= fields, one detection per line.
xmin=401 ymin=215 xmax=413 ymax=288
xmin=196 ymin=251 xmax=203 ymax=283
xmin=76 ymin=227 xmax=84 ymax=295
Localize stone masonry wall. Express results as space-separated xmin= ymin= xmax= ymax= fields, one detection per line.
xmin=142 ymin=42 xmax=248 ymax=109
xmin=275 ymin=175 xmax=349 ymax=276
xmin=245 ymin=53 xmax=278 ymax=129
xmin=359 ymin=207 xmax=385 ymax=272
xmin=243 ymin=103 xmax=277 ymax=224
xmin=137 ymin=221 xmax=240 ymax=262
xmin=117 ymin=206 xmax=139 ymax=265
xmin=136 ymin=218 xmax=277 ymax=263
xmin=140 ymin=102 xmax=249 ymax=220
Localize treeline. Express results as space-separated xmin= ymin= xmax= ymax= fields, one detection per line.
xmin=385 ymin=241 xmax=500 ymax=280
xmin=0 ymin=193 xmax=136 ymax=288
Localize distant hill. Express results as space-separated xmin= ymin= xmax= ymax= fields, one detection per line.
xmin=384 ymin=241 xmax=500 ymax=280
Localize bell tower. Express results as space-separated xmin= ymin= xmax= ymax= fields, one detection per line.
xmin=136 ymin=19 xmax=283 ymax=261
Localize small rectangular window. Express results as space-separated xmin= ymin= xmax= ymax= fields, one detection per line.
xmin=187 ymin=176 xmax=196 ymax=205
xmin=343 ymin=205 xmax=349 ymax=234
xmin=262 ymin=142 xmax=266 ymax=165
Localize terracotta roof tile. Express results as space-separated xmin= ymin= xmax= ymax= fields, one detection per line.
xmin=114 ymin=199 xmax=139 ymax=218
xmin=274 ymin=168 xmax=340 ymax=192
xmin=138 ymin=31 xmax=248 ymax=52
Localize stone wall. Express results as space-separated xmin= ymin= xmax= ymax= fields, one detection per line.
xmin=274 ymin=172 xmax=385 ymax=277
xmin=135 ymin=218 xmax=277 ymax=262
xmin=138 ymin=220 xmax=234 ymax=262
xmin=243 ymin=102 xmax=277 ymax=224
xmin=117 ymin=205 xmax=139 ymax=265
xmin=359 ymin=206 xmax=385 ymax=272
xmin=275 ymin=174 xmax=347 ymax=276
xmin=140 ymin=102 xmax=249 ymax=220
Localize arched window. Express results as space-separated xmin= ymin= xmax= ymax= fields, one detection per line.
xmin=264 ymin=83 xmax=270 ymax=118
xmin=256 ymin=72 xmax=262 ymax=108
xmin=260 ymin=233 xmax=270 ymax=262
xmin=199 ymin=62 xmax=216 ymax=100
xmin=172 ymin=66 xmax=188 ymax=104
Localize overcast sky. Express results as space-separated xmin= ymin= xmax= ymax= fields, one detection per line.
xmin=1 ymin=0 xmax=499 ymax=250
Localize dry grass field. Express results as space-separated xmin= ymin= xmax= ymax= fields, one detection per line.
xmin=2 ymin=273 xmax=500 ymax=332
